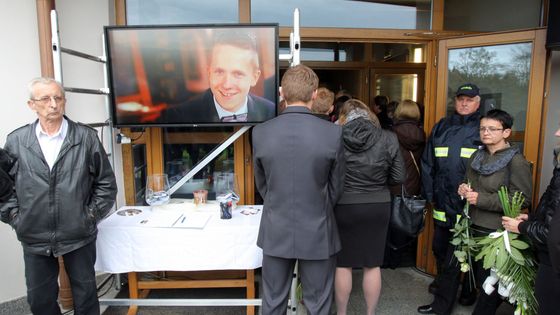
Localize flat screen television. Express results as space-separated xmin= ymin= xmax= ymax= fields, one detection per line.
xmin=104 ymin=24 xmax=279 ymax=127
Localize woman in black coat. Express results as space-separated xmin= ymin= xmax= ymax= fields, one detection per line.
xmin=385 ymin=100 xmax=426 ymax=267
xmin=390 ymin=100 xmax=426 ymax=196
xmin=334 ymin=99 xmax=405 ymax=315
xmin=502 ymin=126 xmax=560 ymax=315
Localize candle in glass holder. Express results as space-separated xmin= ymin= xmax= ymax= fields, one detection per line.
xmin=193 ymin=189 xmax=208 ymax=205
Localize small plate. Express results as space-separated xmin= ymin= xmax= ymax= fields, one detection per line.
xmin=117 ymin=209 xmax=143 ymax=216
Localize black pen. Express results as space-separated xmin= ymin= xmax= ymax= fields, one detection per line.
xmin=181 ymin=216 xmax=186 ymax=223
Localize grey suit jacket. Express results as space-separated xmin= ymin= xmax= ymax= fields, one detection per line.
xmin=252 ymin=106 xmax=345 ymax=260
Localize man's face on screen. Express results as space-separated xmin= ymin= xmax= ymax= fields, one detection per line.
xmin=208 ymin=44 xmax=261 ymax=112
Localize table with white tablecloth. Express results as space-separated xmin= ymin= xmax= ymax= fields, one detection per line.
xmin=95 ymin=202 xmax=263 ymax=315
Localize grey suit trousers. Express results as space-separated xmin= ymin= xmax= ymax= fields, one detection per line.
xmin=261 ymin=254 xmax=336 ymax=315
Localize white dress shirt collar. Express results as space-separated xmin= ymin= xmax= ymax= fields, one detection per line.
xmin=35 ymin=118 xmax=68 ymax=170
xmin=213 ymin=96 xmax=249 ymax=119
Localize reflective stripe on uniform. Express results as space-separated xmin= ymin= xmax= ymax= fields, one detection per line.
xmin=460 ymin=147 xmax=477 ymax=158
xmin=433 ymin=209 xmax=446 ymax=222
xmin=434 ymin=147 xmax=448 ymax=157
xmin=433 ymin=210 xmax=462 ymax=223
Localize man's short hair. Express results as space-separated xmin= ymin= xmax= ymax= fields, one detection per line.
xmin=312 ymin=87 xmax=335 ymax=114
xmin=281 ymin=65 xmax=319 ymax=104
xmin=481 ymin=109 xmax=513 ymax=130
xmin=28 ymin=77 xmax=65 ymax=99
xmin=211 ymin=30 xmax=260 ymax=69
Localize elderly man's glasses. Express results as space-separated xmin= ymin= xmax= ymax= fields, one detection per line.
xmin=31 ymin=96 xmax=65 ymax=105
xmin=479 ymin=126 xmax=504 ymax=133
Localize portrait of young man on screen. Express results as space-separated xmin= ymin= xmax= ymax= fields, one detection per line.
xmin=167 ymin=30 xmax=276 ymax=123
xmin=106 ymin=25 xmax=277 ymax=127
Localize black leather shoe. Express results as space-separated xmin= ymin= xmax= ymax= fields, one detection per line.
xmin=428 ymin=280 xmax=438 ymax=294
xmin=417 ymin=305 xmax=436 ymax=314
xmin=458 ymin=293 xmax=477 ymax=306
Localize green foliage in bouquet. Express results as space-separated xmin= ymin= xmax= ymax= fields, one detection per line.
xmin=451 ymin=198 xmax=477 ymax=281
xmin=474 ymin=186 xmax=537 ymax=315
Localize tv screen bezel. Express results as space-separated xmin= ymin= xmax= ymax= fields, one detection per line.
xmin=104 ymin=23 xmax=279 ymax=128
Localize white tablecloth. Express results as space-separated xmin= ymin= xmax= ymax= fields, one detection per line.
xmin=95 ymin=203 xmax=263 ymax=273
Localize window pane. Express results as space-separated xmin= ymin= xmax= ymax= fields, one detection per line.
xmin=444 ymin=0 xmax=541 ymax=32
xmin=132 ymin=143 xmax=147 ymax=205
xmin=280 ymin=42 xmax=364 ymax=61
xmin=126 ymin=0 xmax=238 ymax=25
xmin=161 ymin=127 xmax=238 ymax=200
xmin=375 ymin=74 xmax=420 ymax=103
xmin=447 ymin=43 xmax=533 ymax=149
xmin=372 ymin=43 xmax=426 ymax=63
xmin=252 ymin=0 xmax=431 ymax=29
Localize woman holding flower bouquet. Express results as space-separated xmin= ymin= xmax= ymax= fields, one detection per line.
xmin=418 ymin=109 xmax=532 ymax=315
xmin=457 ymin=109 xmax=532 ymax=315
xmin=501 ymin=126 xmax=560 ymax=315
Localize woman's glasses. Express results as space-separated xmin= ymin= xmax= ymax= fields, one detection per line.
xmin=479 ymin=126 xmax=504 ymax=133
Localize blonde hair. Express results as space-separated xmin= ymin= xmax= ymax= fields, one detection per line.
xmin=394 ymin=99 xmax=421 ymax=121
xmin=312 ymin=87 xmax=334 ymax=114
xmin=281 ymin=65 xmax=319 ymax=104
xmin=338 ymin=99 xmax=380 ymax=127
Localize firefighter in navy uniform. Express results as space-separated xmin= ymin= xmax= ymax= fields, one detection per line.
xmin=417 ymin=83 xmax=481 ymax=315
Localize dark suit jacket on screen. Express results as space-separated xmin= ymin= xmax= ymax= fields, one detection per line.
xmin=163 ymin=89 xmax=275 ymax=124
xmin=252 ymin=106 xmax=346 ymax=260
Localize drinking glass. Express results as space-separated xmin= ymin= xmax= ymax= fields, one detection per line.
xmin=145 ymin=174 xmax=170 ymax=206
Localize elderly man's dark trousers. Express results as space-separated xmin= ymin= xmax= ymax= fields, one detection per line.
xmin=23 ymin=241 xmax=99 ymax=315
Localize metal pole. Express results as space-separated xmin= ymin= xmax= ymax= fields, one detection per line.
xmin=50 ymin=10 xmax=63 ymax=82
xmin=292 ymin=8 xmax=300 ymax=66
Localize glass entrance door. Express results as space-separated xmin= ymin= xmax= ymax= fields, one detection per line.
xmin=416 ymin=29 xmax=547 ymax=275
xmin=370 ymin=67 xmax=426 ymax=121
xmin=435 ymin=30 xmax=547 ymax=180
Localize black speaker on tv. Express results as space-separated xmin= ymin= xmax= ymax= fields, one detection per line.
xmin=546 ymin=0 xmax=560 ymax=50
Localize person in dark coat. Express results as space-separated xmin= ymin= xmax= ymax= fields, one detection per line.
xmin=334 ymin=99 xmax=405 ymax=315
xmin=503 ymin=125 xmax=560 ymax=315
xmin=419 ymin=83 xmax=481 ymax=315
xmin=390 ymin=100 xmax=426 ymax=196
xmin=0 ymin=77 xmax=117 ymax=315
xmin=372 ymin=95 xmax=393 ymax=129
xmin=385 ymin=100 xmax=426 ymax=267
xmin=0 ymin=148 xmax=14 ymax=202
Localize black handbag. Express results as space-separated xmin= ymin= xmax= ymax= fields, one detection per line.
xmin=390 ymin=185 xmax=427 ymax=237
xmin=389 ymin=151 xmax=427 ymax=238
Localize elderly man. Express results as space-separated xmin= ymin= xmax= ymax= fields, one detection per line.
xmin=418 ymin=83 xmax=482 ymax=315
xmin=0 ymin=77 xmax=117 ymax=315
xmin=253 ymin=65 xmax=345 ymax=315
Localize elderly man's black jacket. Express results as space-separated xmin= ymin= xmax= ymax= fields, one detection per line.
xmin=0 ymin=117 xmax=117 ymax=257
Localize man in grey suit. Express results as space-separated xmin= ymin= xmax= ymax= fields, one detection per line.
xmin=252 ymin=64 xmax=346 ymax=315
